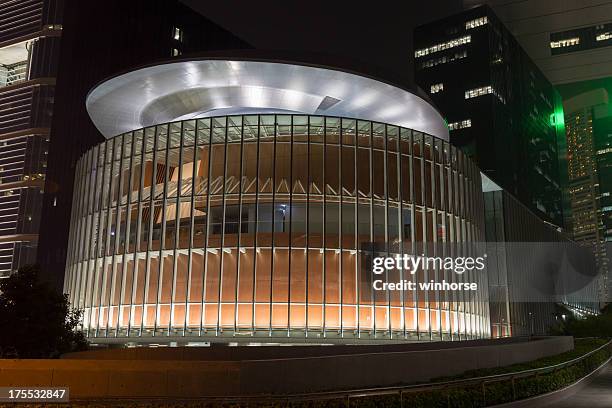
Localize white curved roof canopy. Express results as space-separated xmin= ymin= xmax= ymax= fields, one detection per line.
xmin=86 ymin=59 xmax=449 ymax=140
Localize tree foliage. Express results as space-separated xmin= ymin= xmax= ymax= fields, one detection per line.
xmin=550 ymin=303 xmax=612 ymax=338
xmin=0 ymin=265 xmax=87 ymax=358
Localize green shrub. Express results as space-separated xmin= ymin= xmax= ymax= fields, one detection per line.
xmin=348 ymin=393 xmax=400 ymax=408
xmin=446 ymin=384 xmax=484 ymax=408
xmin=344 ymin=340 xmax=611 ymax=408
xmin=551 ymin=311 xmax=612 ymax=338
xmin=483 ymin=380 xmax=514 ymax=406
xmin=401 ymin=389 xmax=448 ymax=408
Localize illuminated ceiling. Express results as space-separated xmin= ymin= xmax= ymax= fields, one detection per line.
xmin=87 ymin=59 xmax=449 ymax=140
xmin=0 ymin=41 xmax=29 ymax=66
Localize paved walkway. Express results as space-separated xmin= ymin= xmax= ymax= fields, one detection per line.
xmin=495 ymin=362 xmax=612 ymax=408
xmin=552 ymin=363 xmax=612 ymax=407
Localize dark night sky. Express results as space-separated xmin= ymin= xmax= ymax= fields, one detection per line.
xmin=180 ymin=1 xmax=463 ymax=86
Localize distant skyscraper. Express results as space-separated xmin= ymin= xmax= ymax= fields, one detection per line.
xmin=564 ymin=88 xmax=612 ymax=301
xmin=0 ymin=0 xmax=63 ymax=277
xmin=414 ymin=5 xmax=565 ymax=227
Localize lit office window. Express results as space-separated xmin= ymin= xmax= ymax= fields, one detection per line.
xmin=465 ymin=86 xmax=492 ymax=99
xmin=550 ymin=37 xmax=580 ymax=49
xmin=0 ymin=62 xmax=27 ymax=86
xmin=448 ymin=119 xmax=471 ymax=130
xmin=465 ymin=16 xmax=487 ymax=30
xmin=551 ymin=23 xmax=612 ymax=54
xmin=430 ymin=83 xmax=443 ymax=93
xmin=597 ymin=147 xmax=612 ymax=155
xmin=0 ymin=41 xmax=31 ymax=88
xmin=173 ymin=27 xmax=182 ymax=41
xmin=464 ymin=85 xmax=505 ymax=103
xmin=596 ymin=32 xmax=612 ymax=41
xmin=420 ymin=50 xmax=467 ymax=70
xmin=415 ymin=35 xmax=471 ymax=58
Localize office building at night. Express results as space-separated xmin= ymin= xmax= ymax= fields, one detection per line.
xmin=414 ymin=6 xmax=601 ymax=332
xmin=463 ymin=1 xmax=612 ymax=304
xmin=414 ymin=5 xmax=565 ymax=228
xmin=0 ymin=0 xmax=62 ymax=277
xmin=63 ymin=58 xmax=493 ymax=343
xmin=464 ymin=0 xmax=612 ymax=85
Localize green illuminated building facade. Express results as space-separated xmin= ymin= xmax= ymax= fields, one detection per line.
xmin=414 ymin=5 xmax=564 ymax=227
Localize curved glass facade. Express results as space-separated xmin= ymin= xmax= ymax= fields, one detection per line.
xmin=65 ymin=114 xmax=489 ymax=342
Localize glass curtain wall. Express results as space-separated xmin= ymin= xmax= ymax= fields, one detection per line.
xmin=65 ymin=114 xmax=489 ymax=342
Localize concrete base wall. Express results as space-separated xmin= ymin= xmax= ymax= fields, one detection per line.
xmin=0 ymin=337 xmax=573 ymax=398
xmin=64 ymin=336 xmax=529 ymax=361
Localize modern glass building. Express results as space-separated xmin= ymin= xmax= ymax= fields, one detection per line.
xmin=64 ymin=59 xmax=489 ymax=343
xmin=0 ymin=0 xmax=62 ymax=277
xmin=484 ymin=187 xmax=599 ymax=338
xmin=414 ymin=5 xmax=565 ymax=228
xmin=464 ymin=0 xmax=612 ymax=84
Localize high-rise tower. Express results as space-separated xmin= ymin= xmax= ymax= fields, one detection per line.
xmin=0 ymin=0 xmax=63 ymax=277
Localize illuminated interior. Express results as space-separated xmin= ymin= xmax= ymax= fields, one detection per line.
xmin=65 ymin=114 xmax=489 ymax=342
